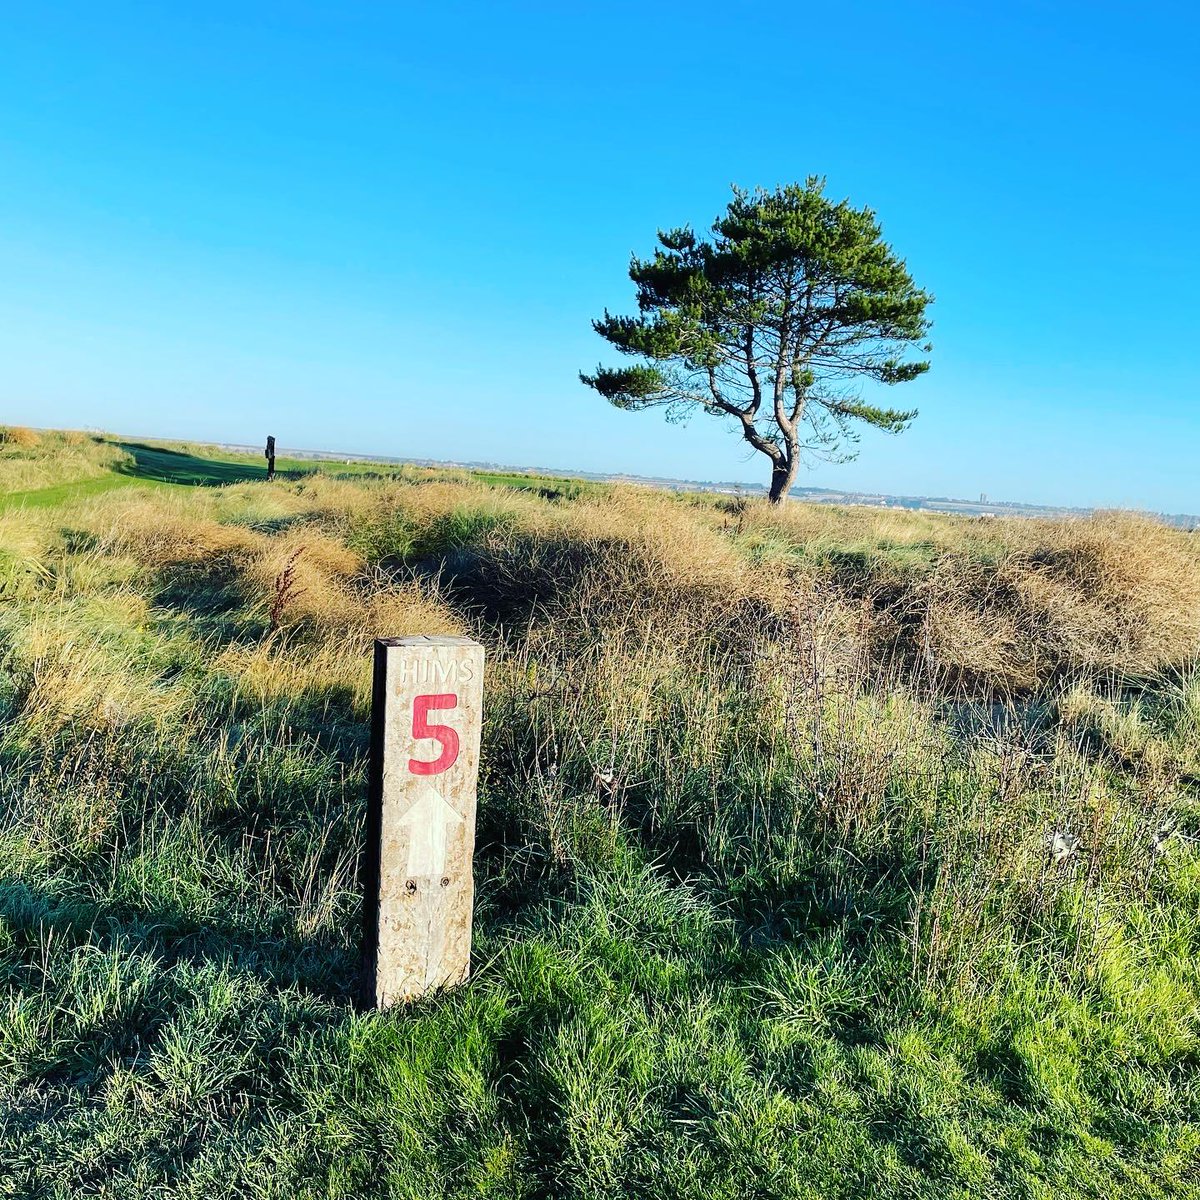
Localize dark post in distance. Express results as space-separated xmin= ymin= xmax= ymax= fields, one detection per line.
xmin=264 ymin=435 xmax=276 ymax=481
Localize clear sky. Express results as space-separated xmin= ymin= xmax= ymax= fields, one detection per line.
xmin=1 ymin=2 xmax=1196 ymax=510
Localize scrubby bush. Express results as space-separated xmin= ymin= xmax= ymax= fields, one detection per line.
xmin=0 ymin=425 xmax=40 ymax=448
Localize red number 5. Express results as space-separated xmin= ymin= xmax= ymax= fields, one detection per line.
xmin=408 ymin=693 xmax=460 ymax=775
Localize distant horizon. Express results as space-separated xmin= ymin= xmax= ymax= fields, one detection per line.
xmin=46 ymin=424 xmax=1200 ymax=525
xmin=2 ymin=4 xmax=1197 ymax=514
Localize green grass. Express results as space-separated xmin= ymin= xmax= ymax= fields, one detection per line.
xmin=112 ymin=440 xmax=416 ymax=485
xmin=0 ymin=442 xmax=284 ymax=510
xmin=0 ymin=472 xmax=149 ymax=510
xmin=114 ymin=441 xmax=282 ymax=485
xmin=0 ymin=436 xmax=588 ymax=504
xmin=0 ymin=434 xmax=1196 ymax=1197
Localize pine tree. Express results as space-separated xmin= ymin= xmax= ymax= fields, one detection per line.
xmin=582 ymin=179 xmax=933 ymax=503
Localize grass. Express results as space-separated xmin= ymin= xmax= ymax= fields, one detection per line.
xmin=0 ymin=472 xmax=147 ymax=511
xmin=0 ymin=432 xmax=1197 ymax=1197
xmin=0 ymin=435 xmax=453 ymax=513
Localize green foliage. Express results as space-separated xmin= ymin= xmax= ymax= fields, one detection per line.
xmin=583 ymin=178 xmax=933 ymax=501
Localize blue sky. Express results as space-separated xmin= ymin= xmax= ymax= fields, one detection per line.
xmin=1 ymin=2 xmax=1196 ymax=510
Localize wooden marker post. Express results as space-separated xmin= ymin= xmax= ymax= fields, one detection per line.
xmin=362 ymin=636 xmax=485 ymax=1007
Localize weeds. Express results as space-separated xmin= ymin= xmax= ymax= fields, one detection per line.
xmin=0 ymin=435 xmax=1196 ymax=1196
xmin=268 ymin=546 xmax=307 ymax=632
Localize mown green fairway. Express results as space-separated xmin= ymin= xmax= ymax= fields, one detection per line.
xmin=115 ymin=441 xmax=278 ymax=485
xmin=0 ymin=438 xmax=279 ymax=511
xmin=0 ymin=471 xmax=146 ymax=511
xmin=0 ymin=436 xmax=441 ymax=513
xmin=0 ymin=430 xmax=1197 ymax=1198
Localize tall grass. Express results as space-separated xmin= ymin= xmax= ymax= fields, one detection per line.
xmin=0 ymin=430 xmax=127 ymax=495
xmin=0 ymin=437 xmax=1196 ymax=1196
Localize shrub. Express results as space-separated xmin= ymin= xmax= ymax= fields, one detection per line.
xmin=911 ymin=513 xmax=1200 ymax=690
xmin=0 ymin=425 xmax=41 ymax=448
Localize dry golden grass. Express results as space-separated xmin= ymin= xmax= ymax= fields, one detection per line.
xmin=247 ymin=527 xmax=363 ymax=628
xmin=212 ymin=639 xmax=373 ymax=713
xmin=212 ymin=581 xmax=465 ymax=714
xmin=569 ymin=487 xmax=759 ymax=585
xmin=82 ymin=490 xmax=265 ymax=564
xmin=0 ymin=512 xmax=59 ymax=601
xmin=0 ymin=510 xmax=56 ymax=559
xmin=738 ymin=493 xmax=974 ymax=552
xmin=910 ymin=513 xmax=1200 ymax=689
xmin=208 ymin=480 xmax=312 ymax=524
xmin=320 ymin=484 xmax=1200 ymax=693
xmin=286 ymin=474 xmax=405 ymax=524
xmin=4 ymin=615 xmax=185 ymax=735
xmin=363 ymin=583 xmax=465 ymax=640
xmin=40 ymin=458 xmax=1200 ymax=698
xmin=1008 ymin=512 xmax=1200 ymax=673
xmin=442 ymin=486 xmax=793 ymax=649
xmin=0 ymin=432 xmax=128 ymax=494
xmin=0 ymin=426 xmax=40 ymax=448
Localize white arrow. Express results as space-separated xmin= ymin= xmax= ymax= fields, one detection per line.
xmin=398 ymin=784 xmax=464 ymax=877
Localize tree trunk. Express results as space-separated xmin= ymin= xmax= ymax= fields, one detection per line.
xmin=767 ymin=450 xmax=798 ymax=505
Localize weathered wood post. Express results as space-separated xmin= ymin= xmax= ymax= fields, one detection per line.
xmin=264 ymin=435 xmax=276 ymax=481
xmin=361 ymin=635 xmax=485 ymax=1007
